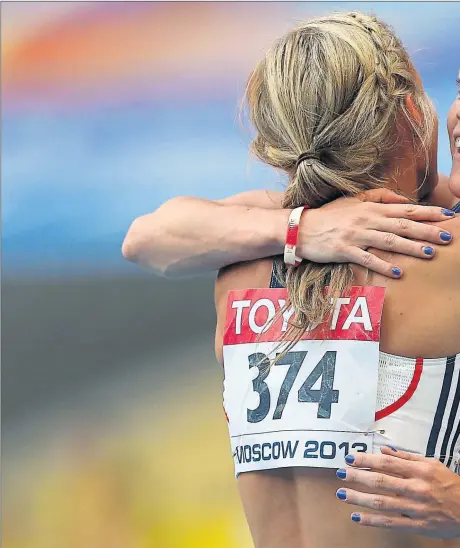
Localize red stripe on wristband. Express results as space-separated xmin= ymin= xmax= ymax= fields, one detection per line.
xmin=285 ymin=222 xmax=299 ymax=247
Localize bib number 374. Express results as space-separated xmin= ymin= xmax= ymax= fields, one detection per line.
xmin=248 ymin=350 xmax=339 ymax=423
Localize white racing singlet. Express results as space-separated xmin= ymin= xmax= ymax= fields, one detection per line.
xmin=222 ymin=286 xmax=460 ymax=476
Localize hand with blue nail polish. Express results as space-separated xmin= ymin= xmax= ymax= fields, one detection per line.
xmin=336 ymin=446 xmax=460 ymax=538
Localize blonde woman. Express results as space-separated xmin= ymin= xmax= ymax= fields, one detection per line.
xmin=210 ymin=13 xmax=460 ymax=548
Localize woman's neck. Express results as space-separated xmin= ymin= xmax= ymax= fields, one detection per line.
xmin=385 ymin=138 xmax=440 ymax=204
xmin=429 ymin=173 xmax=458 ymax=208
xmin=385 ymin=162 xmax=420 ymax=202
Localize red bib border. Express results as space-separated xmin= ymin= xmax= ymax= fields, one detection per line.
xmin=223 ymin=286 xmax=385 ymax=346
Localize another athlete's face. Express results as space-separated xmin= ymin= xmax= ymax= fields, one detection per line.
xmin=447 ymin=70 xmax=460 ymax=196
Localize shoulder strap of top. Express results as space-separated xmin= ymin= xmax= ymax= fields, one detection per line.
xmin=269 ymin=259 xmax=286 ymax=288
xmin=452 ymin=200 xmax=460 ymax=213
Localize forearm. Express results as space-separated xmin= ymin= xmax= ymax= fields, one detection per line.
xmin=122 ymin=196 xmax=288 ymax=277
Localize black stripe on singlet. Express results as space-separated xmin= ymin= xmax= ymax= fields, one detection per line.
xmin=447 ymin=415 xmax=460 ymax=468
xmin=439 ymin=356 xmax=459 ymax=463
xmin=452 ymin=200 xmax=460 ymax=214
xmin=269 ymin=261 xmax=286 ymax=289
xmin=426 ymin=356 xmax=456 ymax=457
xmin=435 ymin=204 xmax=460 ymax=465
xmin=447 ymin=414 xmax=460 ymax=468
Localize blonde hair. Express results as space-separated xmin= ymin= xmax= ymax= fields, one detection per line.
xmin=244 ymin=12 xmax=436 ymax=340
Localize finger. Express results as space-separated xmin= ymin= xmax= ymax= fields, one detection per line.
xmin=370 ymin=203 xmax=456 ymax=223
xmin=380 ymin=446 xmax=428 ymax=463
xmin=341 ymin=247 xmax=404 ymax=279
xmin=358 ymin=189 xmax=409 ymax=204
xmin=350 ymin=512 xmax=426 ymax=534
xmin=344 ymin=451 xmax=422 ymax=478
xmin=336 ymin=466 xmax=409 ymax=496
xmin=336 ymin=487 xmax=421 ymax=515
xmin=359 ymin=230 xmax=436 ymax=259
xmin=371 ymin=217 xmax=453 ymax=245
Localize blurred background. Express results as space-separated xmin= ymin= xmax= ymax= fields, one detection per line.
xmin=2 ymin=2 xmax=459 ymax=547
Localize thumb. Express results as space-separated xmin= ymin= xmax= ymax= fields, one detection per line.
xmin=358 ymin=188 xmax=409 ymax=204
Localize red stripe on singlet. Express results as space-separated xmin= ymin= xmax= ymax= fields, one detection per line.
xmin=375 ymin=357 xmax=424 ymax=421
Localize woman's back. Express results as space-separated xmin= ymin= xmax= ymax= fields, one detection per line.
xmin=214 ymin=216 xmax=460 ymax=548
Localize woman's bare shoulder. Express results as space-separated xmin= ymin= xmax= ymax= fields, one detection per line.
xmin=215 ymin=258 xmax=275 ymax=307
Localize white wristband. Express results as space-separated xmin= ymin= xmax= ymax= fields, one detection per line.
xmin=284 ymin=206 xmax=306 ymax=267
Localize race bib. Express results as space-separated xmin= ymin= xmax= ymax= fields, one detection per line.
xmin=223 ymin=286 xmax=385 ymax=475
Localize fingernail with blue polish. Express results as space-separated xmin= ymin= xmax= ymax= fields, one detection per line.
xmin=423 ymin=246 xmax=434 ymax=256
xmin=345 ymin=454 xmax=355 ymax=465
xmin=352 ymin=513 xmax=361 ymax=523
xmin=336 ymin=468 xmax=347 ymax=480
xmin=388 ymin=446 xmax=398 ymax=452
xmin=442 ymin=209 xmax=455 ymax=217
xmin=392 ymin=267 xmax=402 ymax=277
xmin=440 ymin=232 xmax=452 ymax=242
xmin=336 ymin=489 xmax=347 ymax=501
